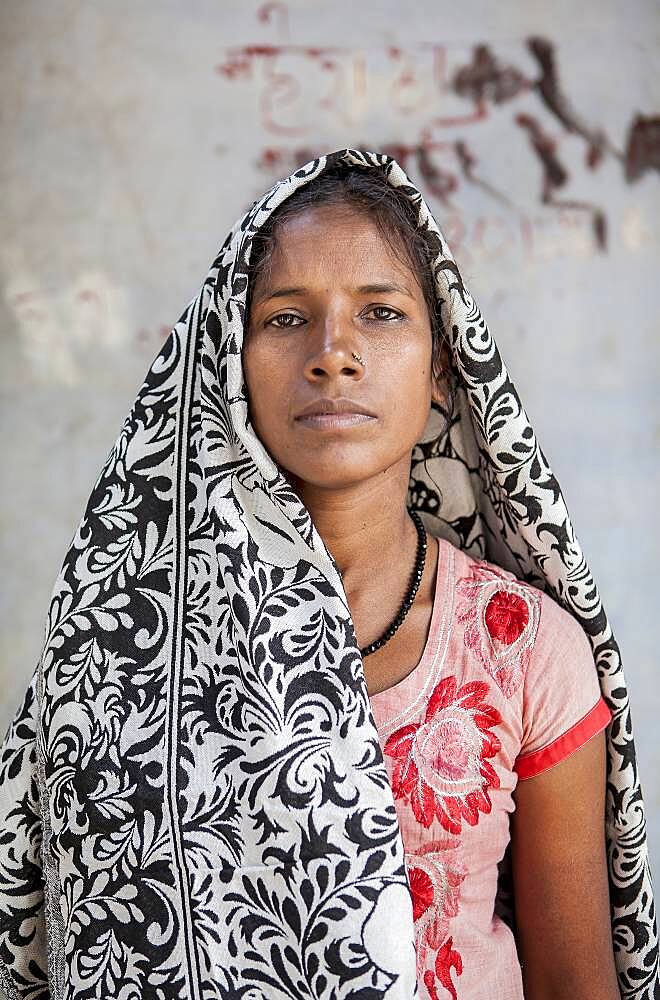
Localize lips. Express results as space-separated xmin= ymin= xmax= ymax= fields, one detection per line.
xmin=295 ymin=397 xmax=377 ymax=419
xmin=296 ymin=411 xmax=376 ymax=430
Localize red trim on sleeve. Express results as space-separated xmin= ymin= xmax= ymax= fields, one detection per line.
xmin=514 ymin=697 xmax=612 ymax=781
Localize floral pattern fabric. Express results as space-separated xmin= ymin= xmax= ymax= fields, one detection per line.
xmin=369 ymin=537 xmax=612 ymax=999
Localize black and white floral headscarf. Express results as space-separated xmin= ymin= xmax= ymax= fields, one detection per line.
xmin=1 ymin=148 xmax=657 ymax=1000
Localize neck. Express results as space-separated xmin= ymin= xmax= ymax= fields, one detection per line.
xmin=287 ymin=460 xmax=417 ymax=598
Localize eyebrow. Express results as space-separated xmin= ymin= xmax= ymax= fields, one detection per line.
xmin=253 ymin=281 xmax=415 ymax=306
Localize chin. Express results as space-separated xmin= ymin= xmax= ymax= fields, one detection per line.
xmin=283 ymin=461 xmax=384 ymax=491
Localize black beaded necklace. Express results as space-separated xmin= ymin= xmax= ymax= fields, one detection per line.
xmin=359 ymin=509 xmax=428 ymax=658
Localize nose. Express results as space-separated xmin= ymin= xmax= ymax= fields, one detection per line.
xmin=303 ymin=309 xmax=364 ymax=380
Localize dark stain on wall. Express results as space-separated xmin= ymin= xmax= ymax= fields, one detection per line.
xmin=624 ymin=115 xmax=660 ymax=182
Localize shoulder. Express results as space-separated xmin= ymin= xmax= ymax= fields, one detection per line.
xmin=444 ymin=541 xmax=597 ymax=698
xmin=449 ymin=542 xmax=588 ymax=652
xmin=436 ymin=540 xmax=609 ymax=773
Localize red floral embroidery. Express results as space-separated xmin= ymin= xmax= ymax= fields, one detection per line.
xmin=484 ymin=589 xmax=529 ymax=644
xmin=406 ymin=843 xmax=466 ymax=1000
xmin=410 ymin=865 xmax=435 ymax=921
xmin=406 ymin=843 xmax=465 ymax=946
xmin=425 ymin=938 xmax=463 ymax=1000
xmin=456 ymin=561 xmax=541 ymax=698
xmin=384 ymin=676 xmax=501 ymax=834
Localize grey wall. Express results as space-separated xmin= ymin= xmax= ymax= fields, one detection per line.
xmin=1 ymin=0 xmax=658 ymax=881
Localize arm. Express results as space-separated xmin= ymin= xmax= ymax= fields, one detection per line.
xmin=511 ymin=731 xmax=619 ymax=1000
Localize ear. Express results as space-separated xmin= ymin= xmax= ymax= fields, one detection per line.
xmin=430 ymin=340 xmax=452 ymax=406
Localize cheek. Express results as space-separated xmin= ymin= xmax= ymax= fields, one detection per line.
xmin=243 ymin=341 xmax=273 ymax=397
xmin=387 ymin=355 xmax=434 ymax=415
xmin=242 ymin=343 xmax=289 ymax=434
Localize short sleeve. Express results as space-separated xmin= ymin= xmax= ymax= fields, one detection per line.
xmin=514 ymin=591 xmax=612 ymax=781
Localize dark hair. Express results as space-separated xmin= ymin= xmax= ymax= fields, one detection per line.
xmin=244 ymin=163 xmax=453 ymax=402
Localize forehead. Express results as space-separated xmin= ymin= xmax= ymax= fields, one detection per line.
xmin=264 ymin=205 xmax=415 ymax=280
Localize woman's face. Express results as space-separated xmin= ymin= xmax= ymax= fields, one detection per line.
xmin=243 ymin=204 xmax=444 ymax=493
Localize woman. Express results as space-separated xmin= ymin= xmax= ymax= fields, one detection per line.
xmin=0 ymin=148 xmax=656 ymax=1000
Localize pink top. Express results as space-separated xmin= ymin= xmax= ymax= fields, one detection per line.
xmin=368 ymin=537 xmax=611 ymax=1000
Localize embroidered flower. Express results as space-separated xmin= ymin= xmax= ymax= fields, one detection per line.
xmin=484 ymin=589 xmax=529 ymax=644
xmin=425 ymin=937 xmax=462 ymax=1000
xmin=456 ymin=561 xmax=541 ymax=698
xmin=406 ymin=843 xmax=465 ymax=947
xmin=406 ymin=843 xmax=466 ymax=1000
xmin=410 ymin=864 xmax=435 ymax=920
xmin=384 ymin=676 xmax=501 ymax=834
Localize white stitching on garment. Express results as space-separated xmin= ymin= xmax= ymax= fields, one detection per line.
xmin=373 ymin=544 xmax=456 ymax=740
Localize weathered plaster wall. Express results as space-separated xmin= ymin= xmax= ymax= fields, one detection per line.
xmin=1 ymin=0 xmax=658 ymax=879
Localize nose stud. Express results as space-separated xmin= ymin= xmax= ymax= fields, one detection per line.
xmin=351 ymin=351 xmax=365 ymax=367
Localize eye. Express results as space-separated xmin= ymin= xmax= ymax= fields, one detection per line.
xmin=268 ymin=312 xmax=305 ymax=329
xmin=366 ymin=305 xmax=404 ymax=322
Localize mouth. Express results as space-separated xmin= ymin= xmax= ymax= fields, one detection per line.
xmin=294 ymin=412 xmax=377 ymax=430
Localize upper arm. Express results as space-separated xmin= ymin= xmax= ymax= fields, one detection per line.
xmin=508 ymin=589 xmax=618 ymax=998
xmin=511 ymin=730 xmax=619 ymax=1000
